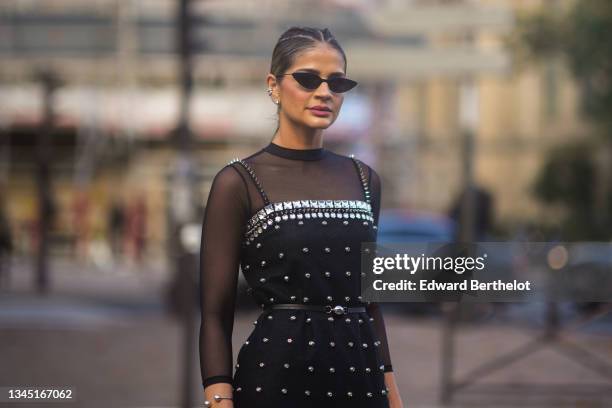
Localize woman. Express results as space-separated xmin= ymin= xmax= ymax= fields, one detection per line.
xmin=199 ymin=26 xmax=403 ymax=407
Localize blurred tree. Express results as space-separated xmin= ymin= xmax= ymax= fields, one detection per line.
xmin=514 ymin=0 xmax=612 ymax=240
xmin=532 ymin=140 xmax=612 ymax=240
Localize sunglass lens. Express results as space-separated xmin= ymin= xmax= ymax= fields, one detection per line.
xmin=291 ymin=72 xmax=358 ymax=93
xmin=292 ymin=73 xmax=321 ymax=90
xmin=329 ymin=78 xmax=358 ymax=93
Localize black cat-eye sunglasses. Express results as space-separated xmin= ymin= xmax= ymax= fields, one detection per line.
xmin=276 ymin=72 xmax=358 ymax=93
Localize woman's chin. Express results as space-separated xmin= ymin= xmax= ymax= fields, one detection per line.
xmin=306 ymin=117 xmax=335 ymax=129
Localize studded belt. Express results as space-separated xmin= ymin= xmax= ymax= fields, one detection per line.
xmin=264 ymin=304 xmax=366 ymax=315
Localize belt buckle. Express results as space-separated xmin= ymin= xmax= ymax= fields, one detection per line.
xmin=325 ymin=305 xmax=346 ymax=315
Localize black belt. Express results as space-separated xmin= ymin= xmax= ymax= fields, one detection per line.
xmin=264 ymin=304 xmax=366 ymax=315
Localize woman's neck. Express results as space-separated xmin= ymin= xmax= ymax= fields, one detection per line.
xmin=271 ymin=118 xmax=324 ymax=149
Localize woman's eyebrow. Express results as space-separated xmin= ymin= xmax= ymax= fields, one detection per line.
xmin=296 ymin=68 xmax=346 ymax=76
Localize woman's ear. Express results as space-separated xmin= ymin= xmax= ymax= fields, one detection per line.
xmin=266 ymin=74 xmax=279 ymax=101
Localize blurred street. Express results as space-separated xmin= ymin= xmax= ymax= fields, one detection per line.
xmin=2 ymin=1 xmax=612 ymax=406
xmin=2 ymin=258 xmax=612 ymax=408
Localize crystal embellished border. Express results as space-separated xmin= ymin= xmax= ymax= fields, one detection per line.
xmin=244 ymin=199 xmax=373 ymax=244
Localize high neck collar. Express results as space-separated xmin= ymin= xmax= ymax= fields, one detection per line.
xmin=264 ymin=142 xmax=327 ymax=161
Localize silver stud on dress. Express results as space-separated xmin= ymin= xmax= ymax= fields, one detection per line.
xmin=343 ymin=220 xmax=349 ymax=225
xmin=322 ymin=220 xmax=327 ymax=225
xmin=256 ymin=386 xmax=262 ymax=392
xmin=262 ymin=337 xmax=269 ymax=343
xmin=267 ymin=315 xmax=273 ymax=320
xmin=303 ymin=297 xmax=309 ymax=302
xmin=259 ymin=277 xmax=266 ymax=283
xmin=345 ymin=271 xmax=351 ymax=277
xmin=327 ymin=392 xmax=333 ymax=397
xmin=329 ymin=367 xmax=335 ymax=373
xmin=366 ymin=392 xmax=373 ymax=397
xmin=345 ymin=296 xmax=351 ymax=302
xmin=281 ymin=388 xmax=287 ymax=394
xmin=261 ymin=260 xmax=266 ymax=266
xmin=287 ymin=338 xmax=293 ymax=343
xmin=306 ymin=317 xmax=312 ymax=323
xmin=365 ymin=367 xmax=371 ymax=373
xmin=326 ymin=296 xmax=333 ymax=301
xmin=324 ymin=247 xmax=331 ymax=253
xmin=307 ymin=366 xmax=314 ymax=372
xmin=308 ymin=340 xmax=315 ymax=346
xmin=278 ymin=252 xmax=284 ymax=259
xmin=344 ymin=246 xmax=351 ymax=252
xmin=305 ymin=390 xmax=311 ymax=396
xmin=349 ymin=366 xmax=356 ymax=372
xmin=327 ymin=316 xmax=334 ymax=322
xmin=362 ymin=343 xmax=368 ymax=348
xmin=259 ymin=362 xmax=265 ymax=367
xmin=329 ymin=341 xmax=335 ymax=347
xmin=256 ymin=243 xmax=262 ymax=248
xmin=284 ymin=363 xmax=290 ymax=368
xmin=347 ymin=391 xmax=353 ymax=397
xmin=305 ymin=273 xmax=311 ymax=279
xmin=345 ymin=317 xmax=351 ymax=323
xmin=290 ymin=315 xmax=296 ymax=321
xmin=324 ymin=271 xmax=331 ymax=278
xmin=302 ymin=247 xmax=309 ymax=253
xmin=348 ymin=341 xmax=354 ymax=347
xmin=284 ymin=275 xmax=289 ymax=282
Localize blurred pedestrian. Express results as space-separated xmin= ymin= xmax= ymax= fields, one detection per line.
xmin=0 ymin=191 xmax=13 ymax=289
xmin=449 ymin=185 xmax=494 ymax=241
xmin=107 ymin=198 xmax=125 ymax=261
xmin=72 ymin=190 xmax=90 ymax=263
xmin=125 ymin=194 xmax=147 ymax=265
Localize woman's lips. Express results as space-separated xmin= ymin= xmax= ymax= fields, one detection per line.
xmin=308 ymin=108 xmax=331 ymax=117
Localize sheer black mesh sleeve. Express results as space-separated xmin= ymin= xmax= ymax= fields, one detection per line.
xmin=364 ymin=165 xmax=394 ymax=373
xmin=199 ymin=164 xmax=249 ymax=389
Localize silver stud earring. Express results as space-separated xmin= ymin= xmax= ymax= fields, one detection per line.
xmin=267 ymin=88 xmax=279 ymax=104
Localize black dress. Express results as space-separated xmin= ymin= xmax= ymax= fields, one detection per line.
xmin=199 ymin=142 xmax=393 ymax=407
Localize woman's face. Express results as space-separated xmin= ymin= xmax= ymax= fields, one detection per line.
xmin=268 ymin=43 xmax=347 ymax=130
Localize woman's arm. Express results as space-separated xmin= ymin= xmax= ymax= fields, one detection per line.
xmin=367 ymin=164 xmax=404 ymax=408
xmin=199 ymin=164 xmax=250 ymax=405
xmin=385 ymin=371 xmax=404 ymax=408
xmin=203 ymin=382 xmax=234 ymax=407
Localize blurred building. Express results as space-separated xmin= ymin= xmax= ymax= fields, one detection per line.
xmin=0 ymin=0 xmax=587 ymax=260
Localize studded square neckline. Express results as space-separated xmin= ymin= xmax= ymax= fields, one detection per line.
xmin=243 ymin=199 xmax=375 ymax=244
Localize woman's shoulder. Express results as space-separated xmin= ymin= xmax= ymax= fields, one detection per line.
xmin=209 ymin=156 xmax=256 ymax=193
xmin=328 ymin=150 xmax=379 ymax=178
